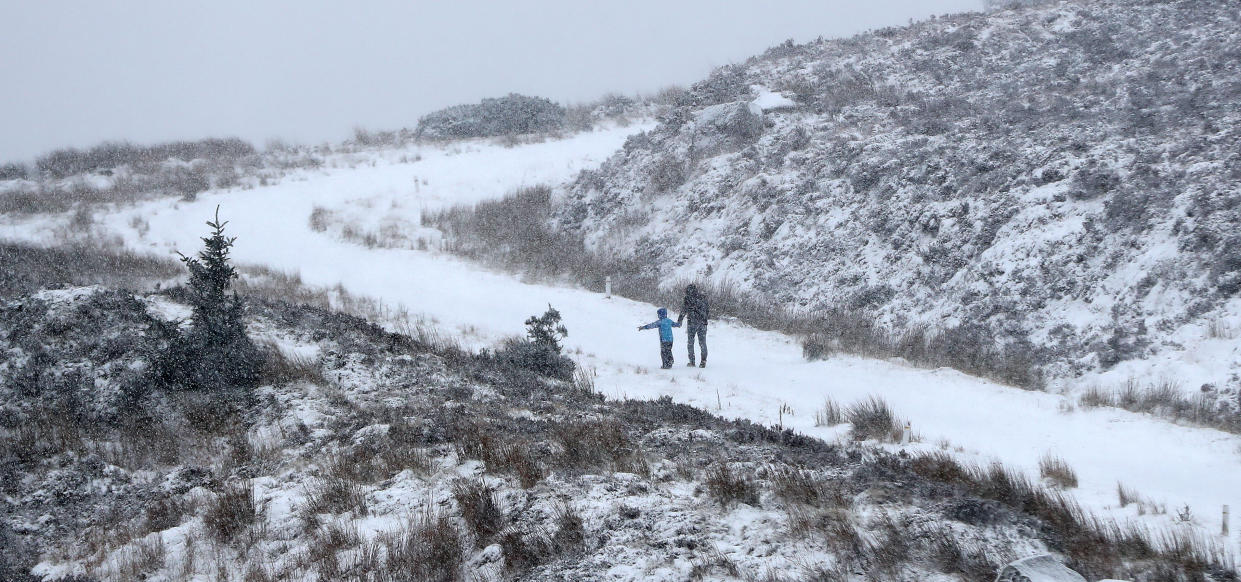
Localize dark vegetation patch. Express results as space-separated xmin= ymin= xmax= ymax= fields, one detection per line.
xmin=1 ymin=137 xmax=264 ymax=215
xmin=0 ymin=240 xmax=181 ymax=299
xmin=905 ymin=451 xmax=1235 ymax=580
xmin=1079 ymin=379 xmax=1241 ymax=433
xmin=415 ymin=93 xmax=566 ymax=140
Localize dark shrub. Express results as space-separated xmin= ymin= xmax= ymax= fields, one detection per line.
xmin=416 ymin=94 xmax=565 ymax=139
xmin=1069 ymin=164 xmax=1120 ymax=200
xmin=494 ymin=337 xmax=575 ymax=380
xmin=0 ymin=163 xmax=27 ymax=181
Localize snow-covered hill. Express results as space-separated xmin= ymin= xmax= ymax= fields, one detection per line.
xmin=553 ymin=0 xmax=1241 ymax=397
xmin=2 ymin=117 xmax=1237 ymax=580
xmin=4 ymin=2 xmax=1241 ymax=577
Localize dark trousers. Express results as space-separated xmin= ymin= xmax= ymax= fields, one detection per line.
xmin=686 ymin=323 xmax=707 ymax=363
xmin=660 ymin=341 xmax=674 ymax=368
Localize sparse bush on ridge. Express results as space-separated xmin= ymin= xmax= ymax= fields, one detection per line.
xmin=0 ymin=162 xmax=28 ymax=181
xmin=415 ymin=93 xmax=566 ymax=140
xmin=35 ymin=137 xmax=255 ymax=179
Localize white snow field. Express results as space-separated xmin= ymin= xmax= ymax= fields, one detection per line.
xmin=4 ymin=125 xmax=1240 ymax=552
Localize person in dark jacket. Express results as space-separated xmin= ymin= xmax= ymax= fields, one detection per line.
xmin=676 ymin=284 xmax=709 ymax=367
xmin=637 ymin=307 xmax=681 ymax=369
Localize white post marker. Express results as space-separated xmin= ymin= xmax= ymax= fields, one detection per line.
xmin=902 ymin=422 xmax=912 ymax=444
xmin=605 ymin=276 xmax=612 ymax=299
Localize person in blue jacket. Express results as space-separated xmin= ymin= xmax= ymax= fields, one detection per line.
xmin=637 ymin=307 xmax=681 ymax=369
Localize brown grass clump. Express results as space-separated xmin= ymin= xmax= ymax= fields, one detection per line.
xmin=552 ymin=419 xmax=634 ymax=471
xmin=453 ymin=420 xmax=543 ymax=487
xmin=452 ymin=479 xmax=504 ymax=543
xmin=1038 ymin=454 xmax=1078 ymax=489
xmin=845 ymin=397 xmax=903 ymax=442
xmin=906 ymin=452 xmax=1234 ymax=579
xmin=204 ymin=481 xmax=259 ymax=543
xmin=814 ymin=398 xmax=843 ymax=427
xmin=301 ymin=475 xmax=369 ymax=517
xmin=259 ymin=343 xmax=326 ymax=386
xmin=705 ymin=463 xmax=760 ymax=508
xmin=551 ymin=504 xmax=586 ymax=554
xmin=498 ymin=526 xmax=554 ymax=573
xmin=378 ymin=510 xmax=464 ymax=582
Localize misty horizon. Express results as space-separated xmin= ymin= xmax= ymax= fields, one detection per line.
xmin=1 ymin=0 xmax=980 ymax=164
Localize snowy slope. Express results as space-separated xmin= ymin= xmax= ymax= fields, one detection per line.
xmin=553 ymin=0 xmax=1241 ymax=399
xmin=4 ymin=122 xmax=1238 ymax=555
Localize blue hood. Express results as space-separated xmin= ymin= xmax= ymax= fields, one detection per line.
xmin=657 ymin=307 xmax=668 ymax=318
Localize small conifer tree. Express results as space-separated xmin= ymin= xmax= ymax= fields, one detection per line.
xmin=159 ymin=206 xmax=263 ymax=396
xmin=496 ymin=305 xmax=574 ymax=379
xmin=180 ymin=207 xmax=242 ymax=338
xmin=525 ymin=305 xmax=568 ymax=353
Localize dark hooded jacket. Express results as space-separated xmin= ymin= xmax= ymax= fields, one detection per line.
xmin=677 ymin=285 xmax=709 ymax=326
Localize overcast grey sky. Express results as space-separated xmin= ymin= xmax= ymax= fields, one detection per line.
xmin=0 ymin=0 xmax=979 ymax=163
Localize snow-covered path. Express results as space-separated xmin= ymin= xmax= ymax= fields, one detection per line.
xmin=4 ymin=127 xmax=1239 ymax=547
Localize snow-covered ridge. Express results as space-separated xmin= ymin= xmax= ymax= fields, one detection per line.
xmin=554 ymin=0 xmax=1241 ymax=395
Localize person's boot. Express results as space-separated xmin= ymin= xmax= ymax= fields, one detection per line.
xmin=687 ymin=359 xmax=696 ymax=367
xmin=699 ymin=359 xmax=706 ymax=368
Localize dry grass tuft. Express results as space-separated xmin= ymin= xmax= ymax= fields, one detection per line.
xmin=845 ymin=396 xmax=903 ymax=442
xmin=260 ymin=343 xmax=326 ymax=386
xmin=498 ymin=526 xmax=554 ymax=573
xmin=1038 ymin=453 xmax=1078 ymax=489
xmin=705 ymin=463 xmax=760 ymax=508
xmin=377 ymin=509 xmax=464 ymax=582
xmin=452 ymin=479 xmax=504 ymax=543
xmin=301 ymin=475 xmax=369 ymax=518
xmin=204 ymin=481 xmax=259 ymax=543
